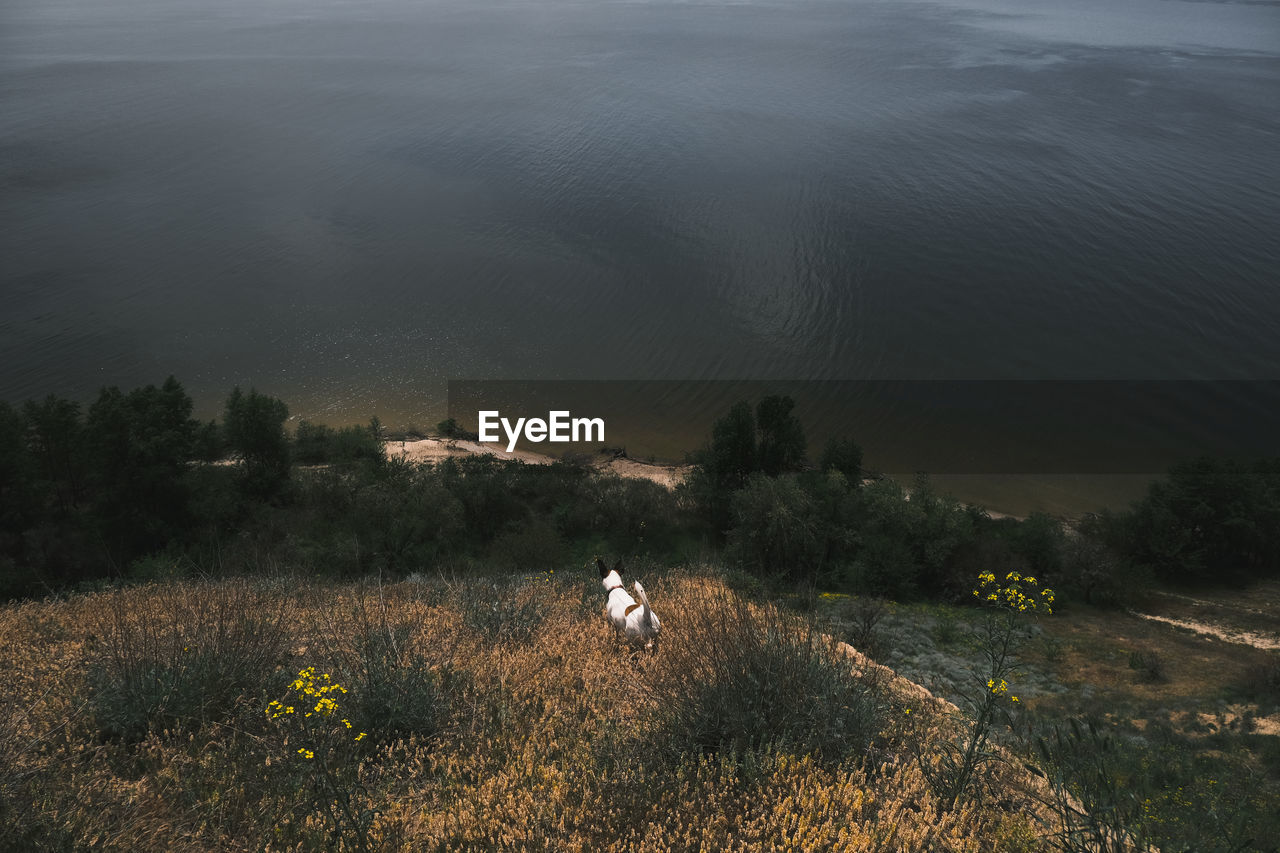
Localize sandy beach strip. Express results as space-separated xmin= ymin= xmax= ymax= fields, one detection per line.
xmin=384 ymin=437 xmax=693 ymax=489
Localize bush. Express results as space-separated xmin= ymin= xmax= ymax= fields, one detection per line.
xmin=839 ymin=595 xmax=888 ymax=661
xmin=754 ymin=395 xmax=807 ymax=476
xmin=576 ymin=474 xmax=680 ymax=551
xmin=87 ymin=581 xmax=292 ymax=741
xmin=346 ymin=623 xmax=447 ymax=742
xmin=1033 ymin=717 xmax=1280 ymax=853
xmin=1127 ymin=648 xmax=1167 ymax=683
xmin=1058 ymin=521 xmax=1149 ymax=607
xmin=346 ymin=467 xmax=465 ymax=574
xmin=1238 ymin=653 xmax=1280 ymax=710
xmin=725 ymin=473 xmax=821 ymax=579
xmin=819 ymin=435 xmax=864 ymax=484
xmin=842 ymin=476 xmax=978 ymax=599
xmin=643 ymin=584 xmax=883 ymax=765
xmin=293 ymin=420 xmax=336 ymax=465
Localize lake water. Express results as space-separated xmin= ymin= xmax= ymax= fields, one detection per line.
xmin=2 ymin=0 xmax=1278 ymax=510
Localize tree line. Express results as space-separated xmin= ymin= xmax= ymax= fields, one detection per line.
xmin=1 ymin=379 xmax=1276 ymax=600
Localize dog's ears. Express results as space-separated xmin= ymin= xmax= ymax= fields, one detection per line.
xmin=614 ymin=558 xmax=623 ymax=575
xmin=596 ymin=557 xmax=609 ymax=578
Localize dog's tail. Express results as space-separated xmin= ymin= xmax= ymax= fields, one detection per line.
xmin=633 ymin=581 xmax=654 ymax=626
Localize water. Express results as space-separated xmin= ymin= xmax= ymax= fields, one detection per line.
xmin=2 ymin=0 xmax=1278 ymax=510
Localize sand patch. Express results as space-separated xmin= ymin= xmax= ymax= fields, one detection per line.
xmin=384 ymin=438 xmax=691 ymax=488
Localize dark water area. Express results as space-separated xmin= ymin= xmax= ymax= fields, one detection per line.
xmin=3 ymin=0 xmax=1279 ymax=511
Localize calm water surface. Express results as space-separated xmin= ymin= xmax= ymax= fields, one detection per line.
xmin=2 ymin=0 xmax=1278 ymax=508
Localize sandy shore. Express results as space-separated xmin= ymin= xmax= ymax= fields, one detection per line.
xmin=384 ymin=437 xmax=693 ymax=489
xmin=383 ymin=438 xmax=1040 ymax=517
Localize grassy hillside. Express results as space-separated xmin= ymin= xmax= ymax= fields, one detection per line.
xmin=2 ymin=570 xmax=1064 ymax=851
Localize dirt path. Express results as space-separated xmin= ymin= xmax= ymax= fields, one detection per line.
xmin=1129 ymin=584 xmax=1280 ymax=652
xmin=1128 ymin=610 xmax=1280 ymax=651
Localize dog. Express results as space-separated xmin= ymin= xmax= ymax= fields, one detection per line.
xmin=598 ymin=558 xmax=661 ymax=652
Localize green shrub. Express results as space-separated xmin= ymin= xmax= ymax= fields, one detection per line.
xmin=1033 ymin=717 xmax=1280 ymax=853
xmin=1237 ymin=653 xmax=1280 ymax=710
xmin=839 ymin=595 xmax=889 ymax=661
xmin=293 ymin=420 xmax=336 ymax=465
xmin=87 ymin=582 xmax=291 ymax=742
xmin=1058 ymin=522 xmax=1150 ymax=607
xmin=819 ymin=435 xmax=863 ymax=484
xmin=436 ymin=417 xmax=477 ymax=440
xmin=1127 ymin=649 xmax=1167 ymax=683
xmin=725 ymin=473 xmax=821 ymax=579
xmin=347 ymin=624 xmax=447 ymax=742
xmin=644 ymin=585 xmax=882 ymax=764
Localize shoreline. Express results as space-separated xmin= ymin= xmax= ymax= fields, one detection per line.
xmin=381 ymin=437 xmax=1042 ymax=520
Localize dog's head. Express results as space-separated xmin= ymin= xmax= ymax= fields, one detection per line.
xmin=597 ymin=557 xmax=624 ymax=591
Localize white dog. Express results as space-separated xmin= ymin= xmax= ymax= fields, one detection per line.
xmin=598 ymin=558 xmax=661 ymax=651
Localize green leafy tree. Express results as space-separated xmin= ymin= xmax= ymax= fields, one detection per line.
xmin=725 ymin=473 xmax=821 ymax=578
xmin=1122 ymin=456 xmax=1280 ymax=583
xmin=293 ymin=420 xmax=336 ymax=465
xmin=755 ymin=395 xmax=806 ymax=476
xmin=223 ymin=387 xmax=290 ymax=499
xmin=193 ymin=419 xmax=224 ymax=463
xmin=85 ymin=376 xmax=199 ymax=562
xmin=683 ymin=401 xmax=758 ymax=534
xmin=23 ymin=395 xmax=87 ymax=515
xmin=819 ymin=435 xmax=863 ymax=485
xmin=0 ymin=401 xmax=35 ymax=532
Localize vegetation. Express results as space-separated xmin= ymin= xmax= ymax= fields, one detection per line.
xmin=4 ymin=382 xmax=1275 ymax=601
xmin=0 ymin=379 xmax=697 ymax=597
xmin=1103 ymin=456 xmax=1280 ymax=585
xmin=2 ymin=382 xmax=1278 ymax=849
xmin=1 ymin=572 xmax=1064 ymax=851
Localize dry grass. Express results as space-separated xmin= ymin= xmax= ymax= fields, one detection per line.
xmin=1 ymin=569 xmax=1060 ymax=851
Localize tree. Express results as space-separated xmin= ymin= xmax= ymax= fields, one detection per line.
xmin=1121 ymin=456 xmax=1280 ymax=583
xmin=705 ymin=401 xmax=758 ymax=491
xmin=223 ymin=387 xmax=290 ymax=499
xmin=725 ymin=473 xmax=821 ymax=578
xmin=23 ymin=395 xmax=87 ymax=515
xmin=85 ymin=376 xmax=199 ymax=561
xmin=820 ymin=436 xmax=864 ymax=485
xmin=755 ymin=395 xmax=806 ymax=476
xmin=683 ymin=401 xmax=757 ymax=534
xmin=0 ymin=401 xmax=35 ymax=531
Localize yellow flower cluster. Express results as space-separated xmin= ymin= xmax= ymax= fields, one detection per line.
xmin=985 ymin=677 xmax=1019 ymax=703
xmin=265 ymin=667 xmax=367 ymax=745
xmin=972 ymin=571 xmax=1055 ymax=615
xmin=290 ymin=666 xmax=348 ymax=718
